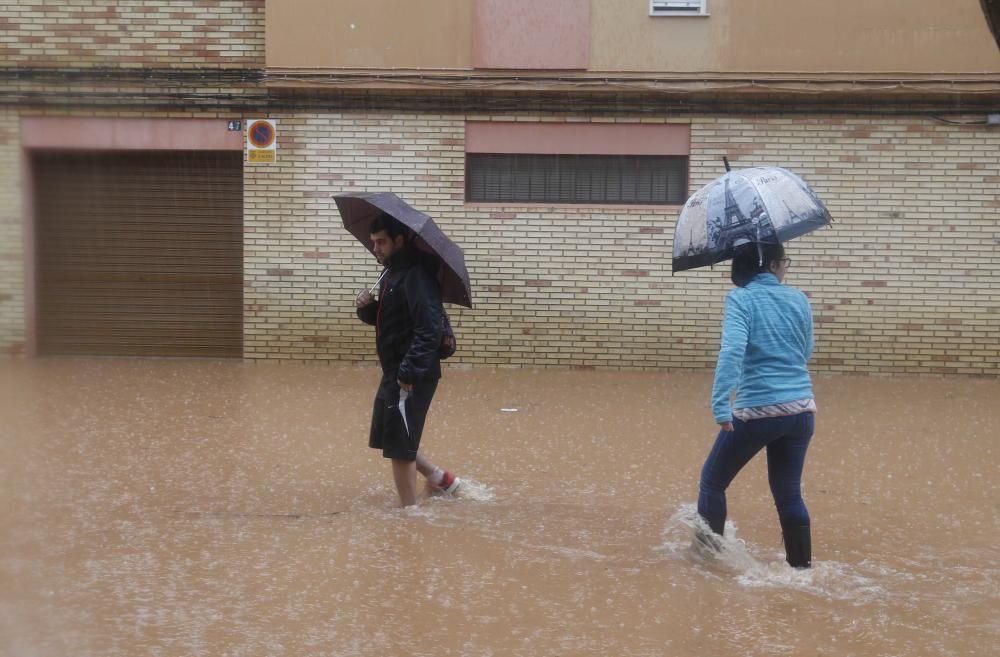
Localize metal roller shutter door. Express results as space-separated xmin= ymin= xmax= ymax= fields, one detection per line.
xmin=33 ymin=151 xmax=243 ymax=358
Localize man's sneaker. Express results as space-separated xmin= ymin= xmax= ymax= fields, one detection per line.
xmin=426 ymin=470 xmax=461 ymax=496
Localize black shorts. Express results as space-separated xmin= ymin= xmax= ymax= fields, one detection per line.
xmin=369 ymin=377 xmax=439 ymax=461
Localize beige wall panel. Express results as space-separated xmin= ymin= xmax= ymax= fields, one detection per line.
xmin=265 ymin=0 xmax=999 ymax=74
xmin=722 ymin=0 xmax=1000 ymax=73
xmin=590 ymin=0 xmax=726 ymax=72
xmin=590 ymin=0 xmax=1000 ymax=73
xmin=267 ymin=0 xmax=472 ymax=69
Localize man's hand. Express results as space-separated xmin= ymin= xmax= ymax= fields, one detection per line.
xmin=719 ymin=421 xmax=734 ymax=432
xmin=355 ymin=290 xmax=375 ymax=308
xmin=398 ymin=380 xmax=413 ymax=392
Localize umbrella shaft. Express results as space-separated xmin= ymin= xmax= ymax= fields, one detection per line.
xmin=369 ymin=269 xmax=388 ymax=294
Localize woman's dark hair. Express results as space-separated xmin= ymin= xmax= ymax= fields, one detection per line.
xmin=730 ymin=241 xmax=785 ymax=287
xmin=369 ymin=211 xmax=409 ymax=240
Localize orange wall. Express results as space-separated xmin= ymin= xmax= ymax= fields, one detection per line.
xmin=591 ymin=0 xmax=1000 ymax=73
xmin=267 ymin=0 xmax=1000 ymax=74
xmin=266 ymin=0 xmax=472 ymax=69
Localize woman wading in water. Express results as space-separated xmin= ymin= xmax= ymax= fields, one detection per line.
xmin=696 ymin=240 xmax=816 ymax=568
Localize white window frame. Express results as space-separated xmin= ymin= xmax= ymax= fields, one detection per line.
xmin=650 ymin=0 xmax=709 ymax=17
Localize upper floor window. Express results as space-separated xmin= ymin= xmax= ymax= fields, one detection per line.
xmin=650 ymin=1 xmax=709 ymax=16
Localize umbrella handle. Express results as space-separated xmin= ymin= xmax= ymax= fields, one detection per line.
xmin=369 ymin=269 xmax=388 ymax=294
xmin=755 ymin=223 xmax=764 ymax=266
xmin=356 ymin=269 xmax=387 ymax=305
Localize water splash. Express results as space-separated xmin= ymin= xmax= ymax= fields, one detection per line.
xmin=436 ymin=477 xmax=496 ymax=503
xmin=737 ymin=558 xmax=886 ymax=603
xmin=658 ymin=504 xmax=885 ymax=602
xmin=657 ymin=503 xmax=760 ymax=572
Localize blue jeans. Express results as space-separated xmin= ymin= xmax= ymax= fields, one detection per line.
xmin=698 ymin=412 xmax=814 ymax=531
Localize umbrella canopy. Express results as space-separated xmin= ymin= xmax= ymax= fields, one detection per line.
xmin=334 ymin=192 xmax=473 ymax=308
xmin=672 ymin=166 xmax=832 ymax=273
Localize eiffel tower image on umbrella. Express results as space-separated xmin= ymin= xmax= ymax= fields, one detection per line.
xmin=672 ymin=162 xmax=831 ymax=273
xmin=713 ymin=176 xmax=776 ymax=252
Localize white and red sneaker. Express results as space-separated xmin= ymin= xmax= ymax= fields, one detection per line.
xmin=426 ymin=469 xmax=461 ymax=496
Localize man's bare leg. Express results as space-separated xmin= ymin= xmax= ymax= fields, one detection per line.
xmin=415 ymin=451 xmax=437 ymax=479
xmin=391 ymin=458 xmax=418 ymax=507
xmin=415 ymin=452 xmax=440 ymax=497
xmin=415 ymin=452 xmax=444 ymax=497
xmin=416 ymin=451 xmax=460 ymax=496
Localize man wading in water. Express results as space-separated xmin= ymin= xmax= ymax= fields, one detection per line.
xmin=355 ymin=212 xmax=461 ymax=507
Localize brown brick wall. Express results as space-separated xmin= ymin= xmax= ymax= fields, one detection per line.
xmin=0 ymin=0 xmax=265 ymax=69
xmin=243 ymin=113 xmax=1000 ymax=375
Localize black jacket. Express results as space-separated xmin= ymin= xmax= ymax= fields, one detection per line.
xmin=357 ymin=249 xmax=443 ymax=384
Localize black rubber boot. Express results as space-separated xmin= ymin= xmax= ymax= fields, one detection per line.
xmin=782 ymin=525 xmax=812 ymax=569
xmin=693 ymin=514 xmax=725 ymax=554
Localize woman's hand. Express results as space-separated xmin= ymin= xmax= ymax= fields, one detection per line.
xmin=719 ymin=421 xmax=734 ymax=432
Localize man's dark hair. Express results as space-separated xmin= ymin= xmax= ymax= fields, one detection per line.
xmin=730 ymin=240 xmax=785 ymax=287
xmin=370 ymin=211 xmax=409 ymax=240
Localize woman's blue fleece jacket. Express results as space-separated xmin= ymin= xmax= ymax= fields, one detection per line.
xmin=711 ymin=272 xmax=814 ymax=424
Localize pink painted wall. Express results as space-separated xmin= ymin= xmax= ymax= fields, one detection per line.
xmin=21 ymin=118 xmax=244 ymax=151
xmin=473 ymin=0 xmax=589 ymax=70
xmin=466 ymin=122 xmax=691 ymax=156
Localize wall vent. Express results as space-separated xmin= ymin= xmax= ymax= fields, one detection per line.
xmin=650 ymin=1 xmax=708 ymax=16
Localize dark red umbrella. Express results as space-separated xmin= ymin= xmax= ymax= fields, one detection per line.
xmin=334 ymin=192 xmax=473 ymax=308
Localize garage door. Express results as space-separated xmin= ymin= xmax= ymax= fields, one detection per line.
xmin=32 ymin=151 xmax=243 ymax=357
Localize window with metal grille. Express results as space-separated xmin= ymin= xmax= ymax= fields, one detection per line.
xmin=465 ymin=153 xmax=688 ymax=205
xmin=650 ymin=1 xmax=708 ymax=16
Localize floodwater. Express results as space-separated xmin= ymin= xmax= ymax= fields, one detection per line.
xmin=0 ymin=359 xmax=996 ymax=657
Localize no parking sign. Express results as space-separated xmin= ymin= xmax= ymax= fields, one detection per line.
xmin=246 ymin=119 xmax=277 ymax=163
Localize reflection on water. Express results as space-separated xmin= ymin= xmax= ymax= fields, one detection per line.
xmin=0 ymin=359 xmax=996 ymax=656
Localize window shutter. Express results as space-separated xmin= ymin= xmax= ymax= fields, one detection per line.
xmin=466 ymin=154 xmax=689 ymax=205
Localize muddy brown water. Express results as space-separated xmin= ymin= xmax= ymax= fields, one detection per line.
xmin=0 ymin=359 xmax=996 ymax=657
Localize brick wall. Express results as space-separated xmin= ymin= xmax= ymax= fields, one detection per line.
xmin=0 ymin=110 xmax=23 ymax=354
xmin=693 ymin=117 xmax=1000 ymax=376
xmin=2 ymin=3 xmax=994 ymax=375
xmin=243 ymin=114 xmax=468 ymax=362
xmin=0 ymin=0 xmax=264 ymax=68
xmin=243 ymin=113 xmax=1000 ymax=375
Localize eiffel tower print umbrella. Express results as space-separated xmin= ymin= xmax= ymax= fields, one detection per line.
xmin=672 ymin=162 xmax=832 ymax=273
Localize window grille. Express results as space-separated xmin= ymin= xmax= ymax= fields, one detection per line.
xmin=466 ymin=154 xmax=688 ymax=205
